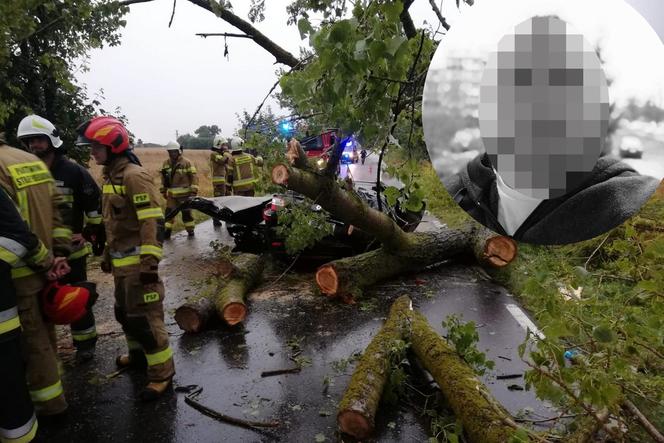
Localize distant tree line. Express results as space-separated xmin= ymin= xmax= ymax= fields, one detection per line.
xmin=177 ymin=124 xmax=221 ymax=149
xmin=623 ymin=99 xmax=664 ymax=123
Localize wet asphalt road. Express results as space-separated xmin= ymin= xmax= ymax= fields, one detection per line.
xmin=38 ymin=218 xmax=555 ymax=443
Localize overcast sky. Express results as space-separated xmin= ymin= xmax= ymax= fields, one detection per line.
xmin=76 ymin=0 xmax=663 ymax=144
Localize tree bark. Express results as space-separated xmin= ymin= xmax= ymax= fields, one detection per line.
xmin=215 ymin=253 xmax=264 ymax=326
xmin=337 ymin=296 xmax=412 ymax=439
xmin=272 ymin=164 xmax=412 ymax=251
xmin=316 ymin=226 xmax=516 ymax=300
xmin=407 ymin=301 xmax=517 ymax=443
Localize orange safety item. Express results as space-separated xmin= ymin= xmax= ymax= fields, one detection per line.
xmin=41 ymin=281 xmax=96 ymax=325
xmin=76 ymin=116 xmax=130 ymax=154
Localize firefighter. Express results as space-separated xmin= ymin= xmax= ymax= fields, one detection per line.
xmin=160 ymin=141 xmax=198 ymax=238
xmin=0 ymin=187 xmax=54 ymax=443
xmin=210 ymin=135 xmax=229 ymax=227
xmin=0 ymin=134 xmax=71 ymax=417
xmin=17 ymin=115 xmax=102 ymax=362
xmin=76 ymin=116 xmax=175 ymax=401
xmin=228 ymin=137 xmax=263 ymax=196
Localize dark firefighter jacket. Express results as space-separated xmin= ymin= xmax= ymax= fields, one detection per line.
xmin=50 ymin=154 xmax=102 ymax=260
xmin=443 ymin=153 xmax=661 ymax=245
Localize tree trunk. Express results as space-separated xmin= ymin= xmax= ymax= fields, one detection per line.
xmin=215 ymin=253 xmax=264 ymax=326
xmin=316 ymin=226 xmax=516 ymax=300
xmin=337 ymin=296 xmax=412 ymax=439
xmin=407 ymin=303 xmax=517 ymax=443
xmin=272 ymin=164 xmax=414 ymax=251
xmin=174 ymin=294 xmax=216 ymax=333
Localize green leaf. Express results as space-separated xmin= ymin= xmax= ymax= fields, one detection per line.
xmin=386 ymin=36 xmax=407 ymax=56
xmin=592 ymin=324 xmax=616 ymax=343
xmin=297 ymin=18 xmax=313 ymax=39
xmin=384 ymin=186 xmax=400 ymax=207
xmin=314 ymin=433 xmax=326 ymax=442
xmin=382 ymin=2 xmax=403 ymax=23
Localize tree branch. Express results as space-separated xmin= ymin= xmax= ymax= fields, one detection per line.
xmin=196 ymin=32 xmax=253 ymax=39
xmin=400 ymin=0 xmax=417 ymax=39
xmin=121 ymin=0 xmax=301 ymax=67
xmin=168 ymin=0 xmax=177 ymax=27
xmin=187 ymin=0 xmax=300 ymax=67
xmin=622 ymin=399 xmax=664 ymax=443
xmin=428 ymin=0 xmax=451 ymax=31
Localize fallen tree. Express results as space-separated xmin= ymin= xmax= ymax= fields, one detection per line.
xmin=316 ymin=225 xmax=516 ymax=300
xmin=272 ymin=162 xmax=517 ymax=301
xmin=406 ymin=298 xmax=519 ymax=442
xmin=174 ymin=253 xmax=264 ymax=332
xmin=337 ymin=295 xmax=519 ymax=441
xmin=337 ymin=296 xmax=412 ymax=439
xmin=215 ymin=253 xmax=265 ymax=326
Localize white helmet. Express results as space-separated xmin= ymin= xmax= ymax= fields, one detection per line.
xmin=212 ymin=134 xmax=226 ymax=149
xmin=165 ymin=140 xmax=181 ymax=151
xmin=229 ymin=136 xmax=244 ymax=150
xmin=17 ymin=115 xmax=63 ymax=148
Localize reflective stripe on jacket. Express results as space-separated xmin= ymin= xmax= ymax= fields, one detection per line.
xmin=102 ymin=157 xmax=164 ymax=277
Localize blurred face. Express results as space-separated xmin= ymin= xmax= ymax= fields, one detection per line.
xmin=168 ymin=150 xmax=180 ymax=162
xmin=90 ymin=142 xmax=108 ymax=165
xmin=25 ymin=135 xmax=51 ymax=157
xmin=480 ymin=16 xmax=610 ymax=199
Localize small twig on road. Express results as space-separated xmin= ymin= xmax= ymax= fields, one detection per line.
xmin=176 ymin=385 xmax=280 ymax=430
xmin=260 ymin=367 xmax=302 ymax=377
xmin=495 ymin=373 xmax=522 ymax=380
xmin=105 ymin=366 xmax=129 ymax=379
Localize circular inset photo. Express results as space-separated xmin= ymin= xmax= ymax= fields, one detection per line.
xmin=423 ymin=0 xmax=663 ymax=245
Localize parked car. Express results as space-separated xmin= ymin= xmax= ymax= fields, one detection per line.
xmin=166 ymin=185 xmax=424 ymax=262
xmin=619 ymin=136 xmax=644 ymax=159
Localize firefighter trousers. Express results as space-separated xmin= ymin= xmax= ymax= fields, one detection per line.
xmin=164 ymin=197 xmax=194 ymax=234
xmin=61 ymin=257 xmax=97 ymax=351
xmin=212 ymin=185 xmax=226 ymax=226
xmin=14 ymin=273 xmax=67 ymax=416
xmin=113 ymin=273 xmax=174 ymax=382
xmin=0 ymin=265 xmax=38 ymax=443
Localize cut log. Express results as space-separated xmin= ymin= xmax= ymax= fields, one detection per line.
xmin=316 ymin=226 xmax=516 ymax=300
xmin=215 ymin=253 xmax=264 ymax=326
xmin=407 ymin=300 xmax=516 ymax=443
xmin=174 ymin=293 xmax=216 ymax=333
xmin=337 ymin=296 xmax=412 ymax=439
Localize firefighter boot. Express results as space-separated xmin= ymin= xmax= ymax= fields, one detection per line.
xmin=140 ymin=378 xmax=173 ymax=402
xmin=115 ymin=351 xmax=148 ymax=370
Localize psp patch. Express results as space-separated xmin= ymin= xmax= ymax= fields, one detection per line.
xmin=132 ymin=193 xmax=151 ymax=207
xmin=143 ymin=292 xmax=160 ymax=304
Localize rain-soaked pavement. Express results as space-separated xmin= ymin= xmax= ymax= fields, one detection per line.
xmin=38 ymin=217 xmax=555 ymax=443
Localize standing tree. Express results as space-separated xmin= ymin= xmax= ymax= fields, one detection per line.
xmin=0 ymin=1 xmax=128 ymax=161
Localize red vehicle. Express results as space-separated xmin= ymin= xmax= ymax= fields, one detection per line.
xmin=299 ymin=128 xmax=339 ymax=159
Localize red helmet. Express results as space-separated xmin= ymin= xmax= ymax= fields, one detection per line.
xmin=41 ymin=281 xmax=96 ymax=325
xmin=76 ymin=116 xmax=130 ymax=154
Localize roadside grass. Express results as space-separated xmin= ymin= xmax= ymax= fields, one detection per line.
xmin=419 ymin=157 xmax=664 ymax=437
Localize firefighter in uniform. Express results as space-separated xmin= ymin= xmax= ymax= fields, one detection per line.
xmin=76 ymin=116 xmax=175 ymax=401
xmin=0 ymin=136 xmax=71 ymax=416
xmin=228 ymin=137 xmax=263 ymax=196
xmin=0 ymin=187 xmax=52 ymax=443
xmin=160 ymin=141 xmax=198 ymax=238
xmin=210 ymin=135 xmax=229 ymax=227
xmin=17 ymin=115 xmax=102 ymax=361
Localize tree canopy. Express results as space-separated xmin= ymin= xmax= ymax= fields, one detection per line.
xmin=0 ymin=0 xmax=127 ymax=160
